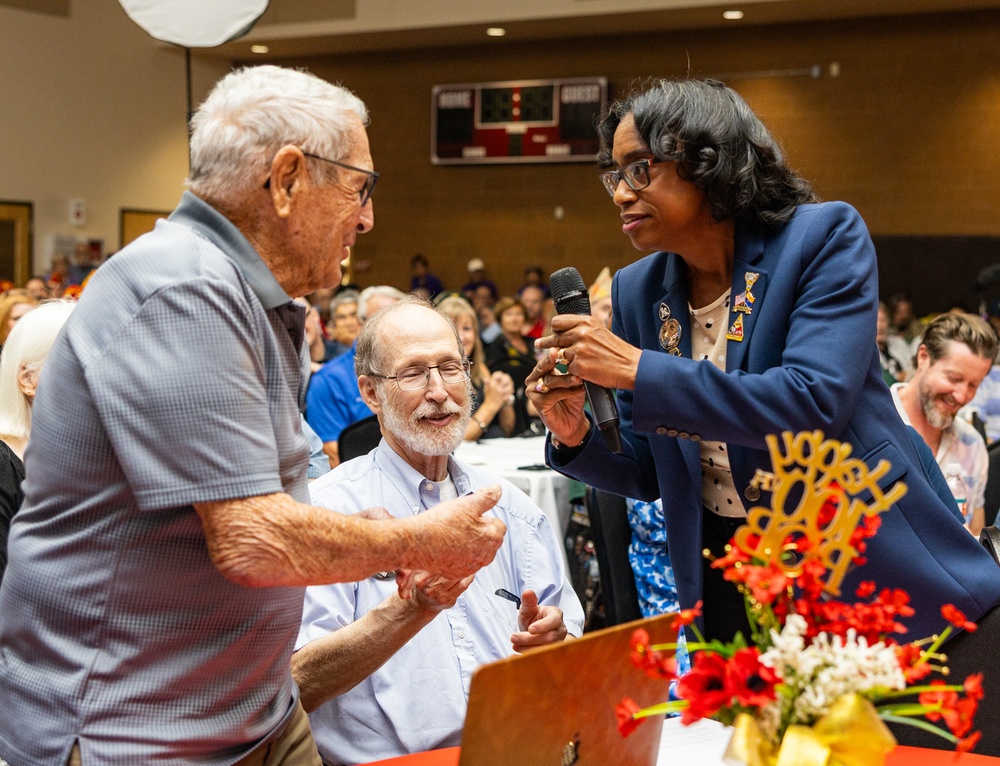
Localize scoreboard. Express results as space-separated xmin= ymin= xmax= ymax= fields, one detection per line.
xmin=431 ymin=77 xmax=607 ymax=165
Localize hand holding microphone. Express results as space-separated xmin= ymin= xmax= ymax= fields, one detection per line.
xmin=529 ymin=268 xmax=627 ymax=452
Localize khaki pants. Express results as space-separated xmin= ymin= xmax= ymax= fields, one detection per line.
xmin=67 ymin=701 xmax=321 ymax=766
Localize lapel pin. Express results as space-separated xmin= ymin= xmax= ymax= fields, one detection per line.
xmin=733 ymin=291 xmax=751 ymax=314
xmin=726 ymin=314 xmax=745 ymax=342
xmin=744 ymin=272 xmax=760 ymax=306
xmin=659 ymin=317 xmax=682 ymax=354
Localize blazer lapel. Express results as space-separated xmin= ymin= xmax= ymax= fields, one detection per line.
xmin=653 ymin=256 xmax=691 ymax=358
xmin=726 ymin=225 xmax=768 ymax=373
xmin=651 ymin=256 xmax=702 ymax=487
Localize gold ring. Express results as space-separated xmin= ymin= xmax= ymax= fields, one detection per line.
xmin=555 ymin=348 xmax=567 ymax=366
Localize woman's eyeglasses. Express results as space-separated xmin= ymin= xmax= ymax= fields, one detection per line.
xmin=599 ymin=158 xmax=661 ymax=198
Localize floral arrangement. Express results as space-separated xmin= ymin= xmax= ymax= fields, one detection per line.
xmin=616 ymin=431 xmax=984 ymax=765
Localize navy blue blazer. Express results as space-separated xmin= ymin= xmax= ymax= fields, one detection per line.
xmin=550 ymin=202 xmax=1000 ymax=638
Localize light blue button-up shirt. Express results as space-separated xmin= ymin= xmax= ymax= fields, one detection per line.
xmin=297 ymin=441 xmax=584 ymax=765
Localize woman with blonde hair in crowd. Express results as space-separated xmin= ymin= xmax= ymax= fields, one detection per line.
xmin=486 ymin=296 xmax=539 ymax=435
xmin=0 ymin=300 xmax=75 ymax=583
xmin=437 ymin=295 xmax=516 ymax=440
xmin=0 ymin=291 xmax=39 ymax=352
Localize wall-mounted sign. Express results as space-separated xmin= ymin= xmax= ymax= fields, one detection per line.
xmin=431 ymin=77 xmax=607 ymax=165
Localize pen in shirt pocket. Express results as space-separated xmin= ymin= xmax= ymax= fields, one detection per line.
xmin=494 ymin=588 xmax=521 ymax=609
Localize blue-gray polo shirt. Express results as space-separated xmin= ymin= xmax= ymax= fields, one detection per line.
xmin=0 ymin=192 xmax=311 ymax=766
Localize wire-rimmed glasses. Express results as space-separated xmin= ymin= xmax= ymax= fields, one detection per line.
xmin=368 ymin=359 xmax=470 ymax=391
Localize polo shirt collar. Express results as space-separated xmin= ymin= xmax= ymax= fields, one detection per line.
xmin=170 ymin=191 xmax=292 ymax=310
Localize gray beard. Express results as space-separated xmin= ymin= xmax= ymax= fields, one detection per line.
xmin=376 ymin=381 xmax=473 ymax=457
xmin=921 ymin=393 xmax=955 ymax=430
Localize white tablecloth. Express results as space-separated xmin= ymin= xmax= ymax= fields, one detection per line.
xmin=453 ymin=436 xmax=571 ymax=565
xmin=657 ymin=717 xmax=731 ymax=765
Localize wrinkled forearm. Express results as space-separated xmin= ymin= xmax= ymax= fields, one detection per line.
xmin=195 ymin=486 xmax=504 ymax=588
xmin=292 ymin=595 xmax=437 ymax=712
xmin=194 ymin=493 xmax=423 ymax=587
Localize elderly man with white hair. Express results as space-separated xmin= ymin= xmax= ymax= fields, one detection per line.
xmin=0 ymin=66 xmax=504 ymax=766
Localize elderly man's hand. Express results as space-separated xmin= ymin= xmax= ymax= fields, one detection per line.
xmin=396 ymin=569 xmax=475 ymax=610
xmin=411 ymin=485 xmax=506 ymax=580
xmin=510 ymin=589 xmax=568 ymax=652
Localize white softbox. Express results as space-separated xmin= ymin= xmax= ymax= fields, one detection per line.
xmin=119 ymin=0 xmax=268 ymax=48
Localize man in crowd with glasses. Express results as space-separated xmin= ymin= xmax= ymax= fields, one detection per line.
xmin=0 ymin=66 xmax=505 ymax=766
xmin=293 ymin=297 xmax=582 ymax=765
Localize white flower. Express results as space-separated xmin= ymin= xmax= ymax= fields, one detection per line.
xmin=758 ymin=623 xmax=906 ymax=727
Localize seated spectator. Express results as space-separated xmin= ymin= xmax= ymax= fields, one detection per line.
xmin=887 ymin=293 xmax=923 ymax=365
xmin=891 ymin=312 xmax=996 ymax=534
xmin=964 ymin=297 xmax=1000 ymax=442
xmin=519 ymin=284 xmax=548 ymax=342
xmin=486 ymin=296 xmax=538 ymax=435
xmin=518 ymin=264 xmax=550 ymax=299
xmin=877 ymin=301 xmax=907 ymax=385
xmin=293 ymin=298 xmax=583 ymax=764
xmin=460 ymin=258 xmax=497 ymax=304
xmin=305 ymin=285 xmax=404 ymax=467
xmin=323 ymin=289 xmax=361 ymax=362
xmin=409 ymin=253 xmax=445 ymax=300
xmin=0 ymin=291 xmax=38 ymax=353
xmin=437 ymin=295 xmax=516 ymax=439
xmin=0 ymin=299 xmax=75 ymax=584
xmin=23 ymin=276 xmax=51 ymax=302
xmin=307 ymin=286 xmax=335 ymax=324
xmin=472 ymin=283 xmax=501 ymax=345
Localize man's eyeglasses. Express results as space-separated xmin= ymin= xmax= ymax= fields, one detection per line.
xmin=368 ymin=360 xmax=471 ymax=391
xmin=599 ymin=158 xmax=661 ymax=198
xmin=302 ymin=152 xmax=379 ymax=206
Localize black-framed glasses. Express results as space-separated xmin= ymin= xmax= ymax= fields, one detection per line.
xmin=368 ymin=359 xmax=471 ymax=391
xmin=303 ymin=152 xmax=379 ymax=206
xmin=599 ymin=158 xmax=661 ymax=198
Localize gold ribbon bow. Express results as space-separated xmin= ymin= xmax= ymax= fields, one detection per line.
xmin=724 ymin=694 xmax=896 ymax=766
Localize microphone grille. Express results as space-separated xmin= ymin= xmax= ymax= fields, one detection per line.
xmin=550 ymin=267 xmax=591 ymax=315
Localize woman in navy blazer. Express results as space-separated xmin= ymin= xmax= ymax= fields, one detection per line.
xmin=526 ymin=79 xmax=1000 ymax=752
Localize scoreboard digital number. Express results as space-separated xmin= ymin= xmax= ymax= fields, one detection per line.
xmin=432 ymin=77 xmax=607 ymax=165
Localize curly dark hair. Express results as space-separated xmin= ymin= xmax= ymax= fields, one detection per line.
xmin=597 ymin=79 xmax=818 ymax=229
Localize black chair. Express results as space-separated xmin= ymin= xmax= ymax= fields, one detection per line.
xmin=337 ymin=415 xmax=382 ymax=462
xmin=585 ymin=487 xmax=642 ymax=626
xmin=984 ymin=440 xmax=1000 ymax=528
xmin=980 ymin=526 xmax=1000 ymax=565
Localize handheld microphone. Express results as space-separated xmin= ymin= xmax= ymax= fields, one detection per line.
xmin=549 ymin=267 xmax=622 ymax=453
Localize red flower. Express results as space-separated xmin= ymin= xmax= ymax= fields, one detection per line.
xmin=615 ymin=697 xmax=645 ymax=737
xmin=743 ymin=564 xmax=790 ymax=606
xmin=629 ymin=628 xmax=677 ymax=680
xmin=677 ymin=652 xmax=730 ymax=725
xmin=941 ymin=604 xmax=978 ymax=632
xmin=630 ymin=629 xmax=651 ymax=660
xmin=943 ymin=697 xmax=978 ymax=739
xmin=895 ymin=643 xmax=932 ymax=682
xmin=670 ymin=600 xmax=703 ymax=630
xmin=918 ymin=681 xmax=958 ymax=723
xmin=855 ymin=581 xmax=876 ymax=598
xmin=629 ymin=629 xmax=651 ymax=669
xmin=711 ymin=543 xmax=753 ymax=571
xmin=957 ymin=731 xmax=982 ymax=754
xmin=917 ymin=679 xmax=978 ymax=738
xmin=726 ymin=648 xmax=779 ymax=708
xmin=965 ymin=673 xmax=985 ymax=702
xmin=817 ymin=484 xmax=845 ymax=528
